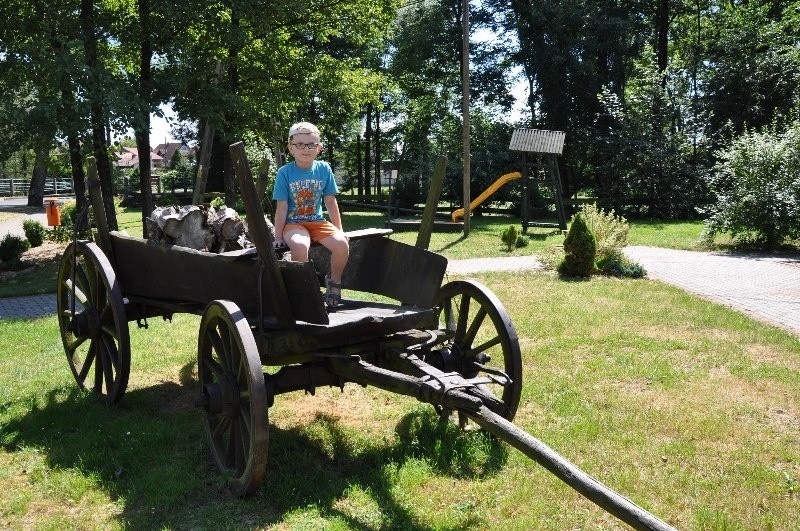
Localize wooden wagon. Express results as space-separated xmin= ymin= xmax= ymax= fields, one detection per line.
xmin=55 ymin=143 xmax=674 ymax=530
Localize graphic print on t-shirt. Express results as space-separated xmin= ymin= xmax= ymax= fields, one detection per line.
xmin=288 ymin=179 xmax=323 ymax=220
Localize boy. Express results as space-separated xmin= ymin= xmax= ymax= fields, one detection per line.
xmin=273 ymin=122 xmax=349 ymax=307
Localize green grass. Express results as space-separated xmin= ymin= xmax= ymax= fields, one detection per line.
xmin=0 ymin=261 xmax=60 ymax=298
xmin=1 ymin=273 xmax=798 ymax=529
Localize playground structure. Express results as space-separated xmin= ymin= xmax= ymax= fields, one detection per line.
xmin=450 ymin=129 xmax=569 ymax=231
xmin=510 ymin=128 xmax=568 ymax=232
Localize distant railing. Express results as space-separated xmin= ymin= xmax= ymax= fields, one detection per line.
xmin=0 ymin=177 xmax=74 ymax=197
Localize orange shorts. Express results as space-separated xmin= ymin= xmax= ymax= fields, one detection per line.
xmin=282 ymin=221 xmax=340 ymax=242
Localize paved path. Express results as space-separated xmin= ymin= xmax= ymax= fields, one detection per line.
xmin=624 ymin=246 xmax=800 ymax=337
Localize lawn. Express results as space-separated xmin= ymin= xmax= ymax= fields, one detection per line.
xmin=1 ymin=269 xmax=798 ymax=529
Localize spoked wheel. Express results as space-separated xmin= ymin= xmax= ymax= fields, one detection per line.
xmin=57 ymin=241 xmax=130 ymax=404
xmin=196 ymin=300 xmax=268 ymax=496
xmin=433 ymin=279 xmax=523 ymax=421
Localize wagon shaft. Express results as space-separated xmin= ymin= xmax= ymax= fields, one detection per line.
xmin=325 ymin=353 xmax=676 ymax=531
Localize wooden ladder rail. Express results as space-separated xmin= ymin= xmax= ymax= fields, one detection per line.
xmin=229 ymin=141 xmax=294 ymax=326
xmin=86 ymin=156 xmax=114 ymax=257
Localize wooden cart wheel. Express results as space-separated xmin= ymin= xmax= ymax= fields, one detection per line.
xmin=196 ymin=300 xmax=268 ymax=496
xmin=57 ymin=241 xmax=130 ymax=404
xmin=434 ymin=279 xmax=522 ymax=421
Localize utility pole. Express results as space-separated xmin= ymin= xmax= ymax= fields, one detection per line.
xmin=461 ymin=0 xmax=471 ymax=235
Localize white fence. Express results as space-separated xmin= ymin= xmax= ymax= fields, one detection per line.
xmin=0 ymin=177 xmax=74 ymax=197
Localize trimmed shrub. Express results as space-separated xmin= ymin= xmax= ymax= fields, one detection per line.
xmin=0 ymin=234 xmax=30 ymax=263
xmin=22 ymin=219 xmax=46 ymax=247
xmin=596 ymin=248 xmax=647 ymax=278
xmin=558 ymin=212 xmax=596 ymax=278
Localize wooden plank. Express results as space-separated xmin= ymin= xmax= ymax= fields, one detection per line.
xmin=388 ymin=219 xmax=464 ymax=233
xmin=87 ymin=157 xmax=113 ymax=256
xmin=109 ymin=232 xmax=329 ymax=325
xmin=309 ymin=235 xmax=447 ymax=308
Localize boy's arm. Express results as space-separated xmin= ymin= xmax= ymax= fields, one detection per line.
xmin=324 ymin=195 xmax=343 ymax=231
xmin=274 ymin=200 xmax=288 ymax=243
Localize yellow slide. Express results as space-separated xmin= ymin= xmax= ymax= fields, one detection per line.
xmin=451 ymin=171 xmax=522 ymax=222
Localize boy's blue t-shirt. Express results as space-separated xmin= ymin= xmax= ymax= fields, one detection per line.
xmin=273 ymin=160 xmax=339 ymax=223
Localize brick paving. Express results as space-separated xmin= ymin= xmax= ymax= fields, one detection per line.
xmin=0 ymin=293 xmax=57 ymax=319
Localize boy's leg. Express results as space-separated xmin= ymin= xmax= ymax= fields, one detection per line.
xmin=284 ymin=226 xmax=312 ymax=262
xmin=318 ymin=232 xmax=350 ymax=283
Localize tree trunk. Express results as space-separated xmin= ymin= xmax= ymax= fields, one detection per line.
xmin=223 ymin=14 xmax=240 ymax=208
xmin=27 ymin=148 xmax=48 ymax=207
xmin=67 ymin=134 xmax=89 ymax=229
xmin=656 ymin=0 xmax=669 ymax=82
xmin=136 ymin=0 xmax=155 ymax=236
xmin=356 ymin=134 xmax=363 ymax=196
xmin=374 ymin=108 xmax=381 ymax=195
xmin=365 ymin=104 xmax=372 ymax=197
xmin=81 ymin=0 xmax=117 ymax=230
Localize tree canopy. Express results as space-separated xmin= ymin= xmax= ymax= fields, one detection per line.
xmin=1 ymin=0 xmax=798 ymax=221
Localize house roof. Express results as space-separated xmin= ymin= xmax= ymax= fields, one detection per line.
xmin=153 ymin=142 xmax=190 ymax=163
xmin=114 ymin=147 xmax=163 ymax=168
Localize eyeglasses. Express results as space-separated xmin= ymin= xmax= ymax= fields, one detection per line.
xmin=290 ymin=142 xmax=320 ymax=150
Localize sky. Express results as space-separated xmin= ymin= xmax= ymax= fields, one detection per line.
xmin=149 ymin=105 xmax=179 ymax=145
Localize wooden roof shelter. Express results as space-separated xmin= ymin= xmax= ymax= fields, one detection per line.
xmin=509 ymin=129 xmax=568 ymax=231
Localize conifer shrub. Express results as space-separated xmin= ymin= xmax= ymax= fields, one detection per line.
xmin=500 ymin=225 xmax=519 ymax=251
xmin=557 ymin=212 xmax=596 ymax=277
xmin=22 ymin=219 xmax=46 ymax=248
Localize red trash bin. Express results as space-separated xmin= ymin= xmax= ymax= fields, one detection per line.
xmin=44 ymin=198 xmax=61 ymax=227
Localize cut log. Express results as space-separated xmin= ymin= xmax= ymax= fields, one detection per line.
xmin=146 ymin=204 xmax=278 ymax=255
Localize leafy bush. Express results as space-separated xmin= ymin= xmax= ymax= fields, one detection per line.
xmin=0 ymin=234 xmax=30 ymax=264
xmin=558 ymin=212 xmax=596 ymax=278
xmin=500 ymin=225 xmax=519 ymax=252
xmin=702 ymin=123 xmax=800 ymax=247
xmin=59 ymin=199 xmax=78 ymax=227
xmin=515 ymin=234 xmax=529 ymax=248
xmin=22 ymin=219 xmax=45 ymax=247
xmin=579 ymin=204 xmax=630 ymax=262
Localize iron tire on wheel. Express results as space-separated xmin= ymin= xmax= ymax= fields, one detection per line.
xmin=57 ymin=241 xmax=130 ymax=404
xmin=434 ymin=279 xmax=523 ymax=421
xmin=197 ymin=300 xmax=268 ymax=496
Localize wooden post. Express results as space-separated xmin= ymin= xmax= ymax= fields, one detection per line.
xmin=87 ymin=157 xmax=112 ymax=256
xmin=415 ymin=155 xmax=447 ymax=250
xmin=461 ymin=0 xmax=471 ymax=236
xmin=521 ymin=152 xmax=529 ymax=233
xmin=550 ymin=154 xmax=568 ymax=230
xmin=192 ymin=122 xmax=214 ymax=205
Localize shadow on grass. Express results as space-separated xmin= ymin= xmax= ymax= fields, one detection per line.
xmin=1 ymin=375 xmax=508 ymax=529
